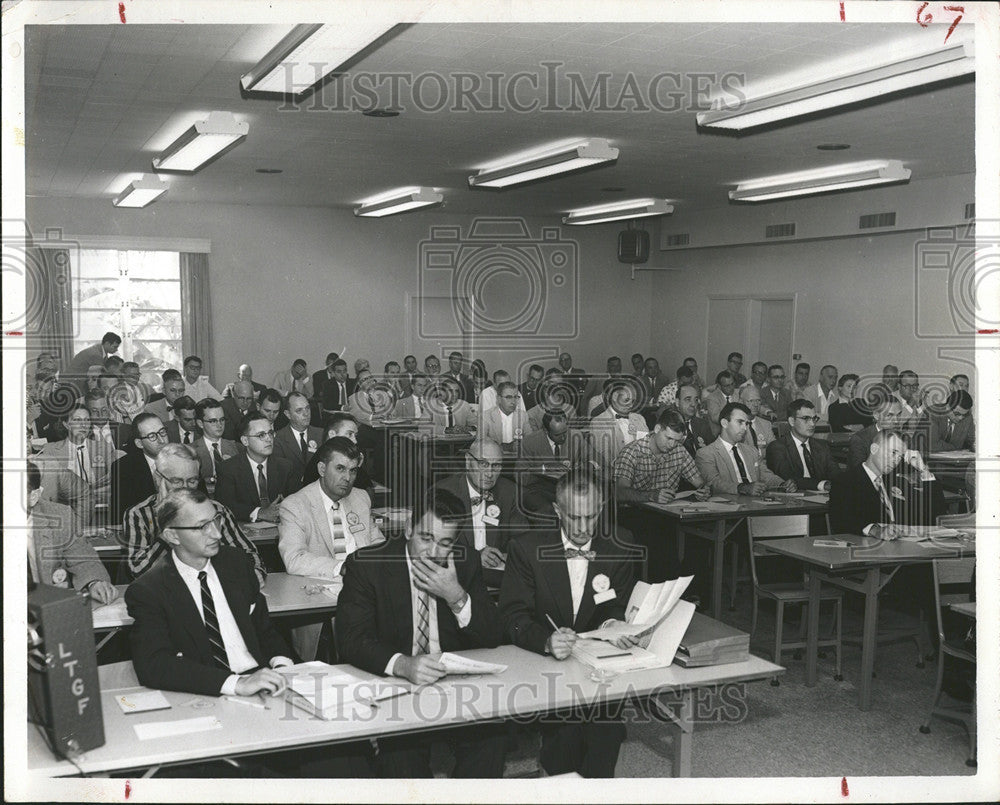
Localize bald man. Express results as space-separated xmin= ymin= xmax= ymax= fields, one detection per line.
xmin=221 ymin=380 xmax=258 ymax=441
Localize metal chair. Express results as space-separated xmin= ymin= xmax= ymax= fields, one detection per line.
xmin=747 ymin=515 xmax=842 ymax=683
xmin=919 ymin=556 xmax=976 ymax=767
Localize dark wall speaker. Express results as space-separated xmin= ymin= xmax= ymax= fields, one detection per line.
xmin=618 ymin=229 xmax=649 ymax=264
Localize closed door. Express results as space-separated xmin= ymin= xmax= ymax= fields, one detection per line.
xmin=755 ymin=299 xmax=794 ymax=369
xmin=706 ymin=296 xmax=795 ymax=378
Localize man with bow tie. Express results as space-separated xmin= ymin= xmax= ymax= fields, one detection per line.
xmin=432 ymin=437 xmax=528 ymax=587
xmin=500 ymin=468 xmax=641 ymax=777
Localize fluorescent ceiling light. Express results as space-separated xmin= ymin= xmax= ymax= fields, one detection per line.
xmin=354 ymin=187 xmax=443 ymax=217
xmin=698 ymin=40 xmax=974 ymax=130
xmin=729 ymin=160 xmax=911 ymax=202
xmin=469 ymin=139 xmax=619 ymax=189
xmin=241 ymin=22 xmax=402 ymax=96
xmin=112 ymin=176 xmax=168 ymax=208
xmin=563 ymin=198 xmax=673 ymax=225
xmin=152 ymin=112 xmax=248 ymax=173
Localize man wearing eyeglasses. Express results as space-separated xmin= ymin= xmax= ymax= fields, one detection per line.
xmin=766 ymin=400 xmax=842 ymax=491
xmin=126 ymin=489 xmax=292 ymax=700
xmin=221 ymin=380 xmax=259 ymax=441
xmin=431 ymin=437 xmax=528 ymax=588
xmin=920 ymin=390 xmax=975 ymax=453
xmin=193 ymin=398 xmax=240 ymax=490
xmin=109 ymin=412 xmax=169 ymax=521
xmin=480 ymin=381 xmax=533 ymax=451
xmin=759 ymin=364 xmax=792 ymax=422
xmin=124 ymin=443 xmax=265 ymax=582
xmin=215 ymin=413 xmax=297 ymax=523
xmin=893 ymin=370 xmax=925 ymax=435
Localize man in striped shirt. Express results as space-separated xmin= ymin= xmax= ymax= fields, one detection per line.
xmin=124 ymin=443 xmax=265 ymax=583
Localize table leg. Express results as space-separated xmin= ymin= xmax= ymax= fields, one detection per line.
xmin=711 ymin=522 xmax=725 ymax=619
xmin=805 ymin=569 xmax=821 ymax=686
xmin=858 ymin=569 xmax=880 ymax=711
xmin=668 ymin=691 xmax=693 ymax=777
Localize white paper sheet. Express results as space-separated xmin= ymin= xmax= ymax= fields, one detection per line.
xmin=133 ymin=716 xmax=222 ymax=741
xmin=439 ymin=652 xmax=507 ymax=674
xmin=116 ymin=690 xmax=171 ymax=714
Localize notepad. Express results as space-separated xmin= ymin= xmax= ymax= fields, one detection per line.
xmin=91 ymin=597 xmax=130 ymax=628
xmin=813 ymin=539 xmax=852 ymax=548
xmin=439 ymin=653 xmax=507 ymax=675
xmin=133 ymin=716 xmax=222 ymax=741
xmin=116 ymin=690 xmax=171 ymax=714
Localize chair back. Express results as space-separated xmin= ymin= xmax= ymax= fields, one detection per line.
xmin=931 ymin=557 xmax=976 ymax=643
xmin=746 ymin=515 xmax=809 ymax=588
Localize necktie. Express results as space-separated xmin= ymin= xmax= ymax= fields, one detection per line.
xmin=564 ymin=547 xmax=596 ymax=560
xmin=76 ymin=445 xmax=89 ymax=483
xmin=299 ymin=430 xmax=309 ymax=459
xmin=330 ymin=502 xmax=346 ymax=557
xmin=946 ymin=420 xmax=954 ymax=442
xmin=684 ymin=423 xmax=697 ymax=458
xmin=415 ymin=588 xmax=431 ymax=655
xmin=553 ymin=442 xmax=561 ymax=458
xmin=256 ymin=463 xmax=269 ymax=507
xmin=183 ymin=430 xmax=192 ymax=444
xmin=446 ymin=405 xmax=454 ymax=428
xmin=748 ymin=424 xmax=759 ymax=449
xmin=615 ymin=414 xmax=629 ymax=419
xmin=414 ymin=396 xmax=422 ymax=417
xmin=732 ymin=445 xmax=751 ymax=485
xmin=212 ymin=442 xmax=224 ymax=472
xmin=801 ymin=442 xmax=816 ymax=477
xmin=198 ymin=570 xmax=231 ymax=671
xmin=469 ymin=491 xmax=493 ymax=508
xmin=339 ymin=382 xmax=346 ymax=405
xmin=874 ymin=476 xmax=895 ymax=522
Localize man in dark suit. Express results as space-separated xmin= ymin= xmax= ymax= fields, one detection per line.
xmin=500 ymin=468 xmax=641 ymax=777
xmin=431 ymin=437 xmax=529 ymax=587
xmin=517 ymin=411 xmax=593 ymax=517
xmin=335 ymin=489 xmax=506 ymax=778
xmin=125 ymin=488 xmax=292 ymax=697
xmin=916 ymin=390 xmax=975 ymax=453
xmin=766 ymin=399 xmax=842 ymax=491
xmin=558 ymin=351 xmax=588 ymax=394
xmin=110 ymin=412 xmax=167 ymax=520
xmin=444 ymin=351 xmax=475 ymax=403
xmin=519 ymin=363 xmax=545 ymax=412
xmin=671 ymin=382 xmax=715 ymax=460
xmin=164 ymin=395 xmax=202 ymax=445
xmin=257 ymin=387 xmax=290 ymax=433
xmin=221 ymin=364 xmax=266 ymax=400
xmin=272 ymin=391 xmax=324 ymax=486
xmin=220 ymin=380 xmax=258 ymax=441
xmin=215 ymin=413 xmax=298 ymax=522
xmin=318 ymin=358 xmax=354 ymax=421
xmin=759 ymin=364 xmax=793 ymax=422
xmin=848 ymin=398 xmax=904 ymax=466
xmin=66 ymin=331 xmax=120 ymax=393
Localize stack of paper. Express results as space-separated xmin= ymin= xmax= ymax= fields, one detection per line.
xmin=571 ymin=639 xmax=667 ymax=673
xmin=675 ymin=612 xmax=750 ymax=667
xmin=277 ymin=661 xmax=410 ymax=720
xmin=438 ymin=653 xmax=507 ymax=675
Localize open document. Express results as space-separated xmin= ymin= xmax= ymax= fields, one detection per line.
xmin=277 ymin=661 xmax=410 ymax=720
xmin=578 ymin=576 xmax=693 ymax=641
xmin=438 ymin=653 xmax=507 ymax=675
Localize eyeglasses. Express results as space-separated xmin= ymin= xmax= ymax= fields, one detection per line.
xmin=247 ymin=429 xmax=276 ymax=440
xmin=467 ymin=454 xmax=504 ymax=471
xmin=770 ymin=375 xmax=786 ymax=380
xmin=168 ymin=513 xmax=225 ymax=534
xmin=500 ymin=394 xmax=521 ymax=401
xmin=796 ymin=415 xmax=821 ymax=424
xmin=201 ymin=416 xmax=225 ymax=425
xmin=900 ymin=382 xmax=920 ymax=389
xmin=156 ymin=470 xmax=201 ymax=489
xmin=139 ymin=429 xmax=169 ymax=441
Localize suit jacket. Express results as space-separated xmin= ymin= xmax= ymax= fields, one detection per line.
xmin=741 ymin=416 xmax=775 ymax=458
xmin=695 ymin=438 xmax=784 ymax=495
xmin=443 ymin=372 xmax=476 ymax=403
xmin=335 ymin=536 xmax=502 ymax=676
xmin=109 ymin=449 xmax=157 ymax=521
xmin=638 ymin=373 xmax=669 ymax=404
xmin=278 ymin=483 xmax=385 ymax=578
xmin=499 ymin=529 xmax=636 ymax=656
xmin=272 ymin=369 xmax=313 ymax=399
xmin=222 ymin=380 xmax=266 ymax=400
xmin=66 ymin=343 xmax=110 ymax=392
xmin=760 ymin=386 xmax=793 ymax=421
xmin=220 ymin=398 xmax=257 ymax=442
xmin=317 ymin=375 xmax=355 ymax=413
xmin=589 ymin=410 xmax=647 ymax=468
xmin=29 ymin=499 xmax=109 ymax=590
xmin=429 ymin=399 xmax=477 ymax=430
xmin=37 ymin=466 xmax=93 ymax=532
xmin=192 ymin=436 xmax=240 ymax=482
xmin=830 ymin=463 xmax=945 ymax=535
xmin=215 ymin=453 xmax=298 ymax=521
xmin=272 ymin=424 xmax=324 ymax=486
xmin=480 ymin=406 xmax=533 ymax=447
xmin=37 ymin=437 xmax=121 ymax=516
xmin=517 ymin=428 xmax=591 ymax=465
xmin=562 ymin=368 xmax=589 ymax=394
xmin=765 ymin=433 xmax=841 ymax=490
xmin=703 ymin=389 xmax=736 ymax=436
xmin=142 ymin=397 xmax=174 ymax=424
xmin=678 ymin=416 xmax=715 ymax=460
xmin=165 ymin=420 xmax=202 ymax=445
xmin=848 ymin=425 xmax=901 ymax=467
xmin=125 ymin=547 xmax=289 ymax=696
xmin=89 ymin=422 xmax=133 ymax=451
xmin=391 ymin=394 xmax=433 ymax=421
xmin=518 ymin=382 xmax=541 ymax=412
xmin=919 ymin=412 xmax=975 ymax=452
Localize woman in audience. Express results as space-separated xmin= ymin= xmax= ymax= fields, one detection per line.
xmin=827 ymin=373 xmax=874 ymax=432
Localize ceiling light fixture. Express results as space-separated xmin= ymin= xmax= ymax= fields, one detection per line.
xmin=152 ymin=111 xmax=248 ymax=173
xmin=698 ymin=39 xmax=974 ymax=131
xmin=241 ymin=22 xmax=404 ymax=97
xmin=729 ymin=160 xmax=911 ymax=202
xmin=112 ymin=175 xmax=168 ymax=208
xmin=469 ymin=139 xmax=619 ymax=189
xmin=563 ymin=198 xmax=673 ymax=226
xmin=354 ymin=187 xmax=443 ymax=217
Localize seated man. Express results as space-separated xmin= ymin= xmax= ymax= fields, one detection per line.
xmin=124 ymin=444 xmax=264 ymax=582
xmin=527 ymin=369 xmax=579 ymax=431
xmin=804 ymin=364 xmax=839 ymax=426
xmin=950 ymin=373 xmax=970 ymax=393
xmin=391 ymin=372 xmax=433 ymax=421
xmin=426 ymin=376 xmax=477 ymax=432
xmin=84 ymin=388 xmax=132 ymax=450
xmin=480 ymin=381 xmax=533 ymax=451
xmin=222 ymin=364 xmax=266 ymax=400
xmin=738 ymin=382 xmax=775 ymax=457
xmin=848 ymin=398 xmax=904 ymax=466
xmin=220 ymin=380 xmax=258 ymax=441
xmin=165 ymin=395 xmax=201 ymax=445
xmin=431 ymin=437 xmax=528 ymax=588
xmin=109 ymin=411 xmax=165 ymax=520
xmin=703 ymin=370 xmax=737 ymax=438
xmin=920 ymin=390 xmax=975 ymax=452
xmin=125 ymin=489 xmax=292 ymax=697
xmin=759 ymin=364 xmax=792 ymax=422
xmin=894 ymin=370 xmax=926 ymax=435
xmin=26 ymin=461 xmax=117 ymax=603
xmin=335 ymin=489 xmax=506 ymax=778
xmin=181 ymin=354 xmax=224 ymax=402
xmin=193 ymin=398 xmax=240 ymax=488
xmin=589 ymin=377 xmax=647 ymax=470
xmin=695 ymin=403 xmax=794 ymax=496
xmin=143 ymin=369 xmax=186 ymax=423
xmin=518 ymin=363 xmax=545 ymax=411
xmin=257 ymin=387 xmax=289 ymax=433
xmin=215 ymin=413 xmax=297 ymax=523
xmin=273 ymin=357 xmax=313 ymax=399
xmin=479 ymin=370 xmax=524 ymax=413
xmin=301 ymin=413 xmax=374 ymax=491
xmin=272 ymin=391 xmax=324 ymax=487
xmin=668 ymin=382 xmax=715 ymax=460
xmin=766 ymin=399 xmax=842 ymax=491
xmin=517 ymin=411 xmax=593 ymax=516
xmin=500 ymin=468 xmax=640 ymax=777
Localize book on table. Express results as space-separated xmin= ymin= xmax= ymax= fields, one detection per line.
xmin=675 ymin=612 xmax=750 ymax=668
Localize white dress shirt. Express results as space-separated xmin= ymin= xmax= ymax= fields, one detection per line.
xmin=247 ymin=455 xmax=268 ymax=522
xmin=185 ymin=375 xmax=223 ymax=402
xmin=813 ymin=383 xmax=836 ymax=419
xmin=561 ymin=532 xmax=592 ymax=619
xmin=385 ymin=546 xmax=472 ymax=676
xmin=411 ymin=395 xmax=423 ymax=418
xmin=466 ymin=479 xmax=488 ymax=550
xmin=498 ymin=410 xmax=516 ymax=443
xmin=92 ymin=423 xmax=114 ymax=447
xmin=170 ymin=552 xmax=292 ymax=695
xmin=861 ymin=463 xmax=895 ymax=533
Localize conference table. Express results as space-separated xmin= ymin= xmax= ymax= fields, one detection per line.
xmin=27 ymin=646 xmax=783 ymax=778
xmin=765 ymin=530 xmax=976 ymax=710
xmin=631 ymin=492 xmax=831 ymax=619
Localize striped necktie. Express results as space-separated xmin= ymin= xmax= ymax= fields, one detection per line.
xmin=76 ymin=445 xmax=89 ymax=484
xmin=330 ymin=502 xmax=347 ymax=559
xmin=873 ymin=476 xmax=895 ymax=522
xmin=198 ymin=570 xmax=231 ymax=671
xmin=415 ymin=588 xmax=430 ymax=654
xmin=256 ymin=463 xmax=269 ymax=507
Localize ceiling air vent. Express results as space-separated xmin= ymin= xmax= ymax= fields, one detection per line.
xmin=859 ymin=212 xmax=896 ymax=229
xmin=765 ymin=222 xmax=796 ymax=239
xmin=665 ymin=233 xmax=690 ymax=247
xmin=964 ymin=203 xmax=975 ymax=220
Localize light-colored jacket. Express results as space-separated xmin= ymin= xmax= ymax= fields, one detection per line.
xmin=695 ymin=437 xmax=784 ymax=495
xmin=480 ymin=407 xmax=533 ymax=446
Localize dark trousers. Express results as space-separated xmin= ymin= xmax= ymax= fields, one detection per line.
xmin=539 ymin=714 xmax=626 ymax=778
xmin=375 ymin=722 xmax=507 ymax=778
xmin=616 ymin=507 xmax=680 ymax=584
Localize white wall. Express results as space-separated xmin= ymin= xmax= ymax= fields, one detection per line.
xmin=26 ymin=197 xmax=655 ymax=385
